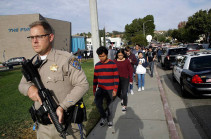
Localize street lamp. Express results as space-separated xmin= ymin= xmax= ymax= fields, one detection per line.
xmin=143 ymin=20 xmax=152 ymax=37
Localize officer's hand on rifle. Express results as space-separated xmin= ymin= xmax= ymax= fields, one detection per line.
xmin=48 ymin=106 xmax=64 ymax=124
xmin=27 ymin=85 xmax=42 ymax=105
xmin=56 ymin=106 xmax=64 ymax=124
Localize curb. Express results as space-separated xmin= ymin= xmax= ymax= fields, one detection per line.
xmin=154 ymin=64 xmax=180 ymax=139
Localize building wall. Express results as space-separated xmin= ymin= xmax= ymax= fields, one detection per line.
xmin=0 ymin=14 xmax=71 ymax=62
xmin=46 ymin=18 xmax=71 ymax=52
xmin=0 ymin=14 xmax=39 ymax=62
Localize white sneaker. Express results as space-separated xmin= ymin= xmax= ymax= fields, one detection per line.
xmin=142 ymin=87 xmax=144 ymax=90
xmin=122 ymin=106 xmax=126 ymax=112
xmin=138 ymin=88 xmax=141 ymax=91
xmin=130 ymin=90 xmax=134 ymax=95
xmin=108 ymin=122 xmax=113 ymax=128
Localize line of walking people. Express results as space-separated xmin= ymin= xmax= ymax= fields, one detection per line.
xmin=93 ymin=45 xmax=156 ymax=128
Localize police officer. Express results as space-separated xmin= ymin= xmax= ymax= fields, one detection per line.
xmin=18 ymin=20 xmax=89 ymax=139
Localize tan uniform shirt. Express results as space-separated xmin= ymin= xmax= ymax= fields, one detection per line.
xmin=18 ymin=48 xmax=89 ymax=111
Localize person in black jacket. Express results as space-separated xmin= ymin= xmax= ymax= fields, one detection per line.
xmin=146 ymin=47 xmax=156 ymax=77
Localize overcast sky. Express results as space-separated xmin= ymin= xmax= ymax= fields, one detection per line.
xmin=0 ymin=0 xmax=210 ymax=35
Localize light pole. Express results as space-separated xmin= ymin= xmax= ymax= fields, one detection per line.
xmin=143 ymin=20 xmax=152 ymax=37
xmin=89 ymin=0 xmax=100 ymax=66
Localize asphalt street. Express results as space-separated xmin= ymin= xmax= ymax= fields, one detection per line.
xmin=157 ymin=62 xmax=211 ymax=139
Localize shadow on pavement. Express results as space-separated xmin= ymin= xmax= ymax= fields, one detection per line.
xmin=114 ymin=107 xmax=144 ymax=139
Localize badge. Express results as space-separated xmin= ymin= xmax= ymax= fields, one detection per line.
xmin=50 ymin=64 xmax=58 ymax=72
xmin=69 ymin=58 xmax=81 ymax=70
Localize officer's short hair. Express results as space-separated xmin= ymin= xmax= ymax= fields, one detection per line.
xmin=97 ymin=46 xmax=108 ymax=55
xmin=29 ymin=20 xmax=53 ymax=34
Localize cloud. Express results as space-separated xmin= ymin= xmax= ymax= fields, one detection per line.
xmin=0 ymin=0 xmax=210 ymax=34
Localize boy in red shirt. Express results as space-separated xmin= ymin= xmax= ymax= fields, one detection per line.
xmin=93 ymin=46 xmax=119 ymax=128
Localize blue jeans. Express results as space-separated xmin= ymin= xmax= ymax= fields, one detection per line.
xmin=137 ymin=74 xmax=145 ymax=88
xmin=149 ymin=61 xmax=154 ymax=77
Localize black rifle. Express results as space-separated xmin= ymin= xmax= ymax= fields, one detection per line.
xmin=21 ymin=59 xmax=67 ymax=139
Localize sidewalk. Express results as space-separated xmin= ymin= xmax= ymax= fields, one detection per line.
xmin=87 ymin=66 xmax=171 ymax=139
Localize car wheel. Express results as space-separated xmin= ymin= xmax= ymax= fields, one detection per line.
xmin=180 ymin=81 xmax=189 ymax=98
xmin=164 ymin=62 xmax=168 ymax=70
xmin=8 ymin=66 xmax=13 ymax=69
xmin=161 ymin=62 xmax=164 ymax=67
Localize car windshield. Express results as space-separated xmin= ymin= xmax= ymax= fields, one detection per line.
xmin=189 ymin=55 xmax=211 ymax=71
xmin=169 ymin=48 xmax=187 ymax=55
xmin=187 ymin=44 xmax=203 ymax=50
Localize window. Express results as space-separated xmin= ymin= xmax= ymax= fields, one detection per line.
xmin=187 ymin=44 xmax=203 ymax=50
xmin=169 ymin=48 xmax=187 ymax=55
xmin=189 ymin=55 xmax=211 ymax=71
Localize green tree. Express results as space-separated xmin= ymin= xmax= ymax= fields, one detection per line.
xmin=124 ymin=15 xmax=155 ymax=46
xmin=185 ymin=9 xmax=211 ymax=42
xmin=208 ymin=9 xmax=211 ymax=43
xmin=165 ymin=29 xmax=174 ymax=37
xmin=143 ymin=15 xmax=155 ymax=36
xmin=158 ymin=35 xmax=166 ymax=42
xmin=112 ymin=31 xmax=123 ymax=35
xmin=165 ymin=38 xmax=171 ymax=43
xmin=171 ymin=28 xmax=188 ymax=43
xmin=131 ymin=34 xmax=147 ymax=46
xmin=87 ymin=32 xmax=91 ymax=38
xmin=169 ymin=9 xmax=211 ymax=43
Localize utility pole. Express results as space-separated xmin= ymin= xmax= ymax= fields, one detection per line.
xmin=89 ymin=0 xmax=100 ymax=66
xmin=143 ymin=20 xmax=152 ymax=37
xmin=103 ymin=27 xmax=106 ymax=47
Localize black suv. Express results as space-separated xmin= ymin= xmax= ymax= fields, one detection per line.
xmin=2 ymin=57 xmax=26 ymax=69
xmin=161 ymin=47 xmax=187 ymax=69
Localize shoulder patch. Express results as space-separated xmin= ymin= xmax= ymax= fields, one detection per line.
xmin=69 ymin=58 xmax=81 ymax=70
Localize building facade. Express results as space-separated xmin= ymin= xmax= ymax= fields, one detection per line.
xmin=86 ymin=37 xmax=123 ymax=49
xmin=0 ymin=14 xmax=71 ymax=62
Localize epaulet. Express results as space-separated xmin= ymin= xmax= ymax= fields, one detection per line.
xmin=56 ymin=50 xmax=71 ymax=58
xmin=69 ymin=57 xmax=81 ymax=70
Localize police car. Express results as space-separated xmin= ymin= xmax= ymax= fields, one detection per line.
xmin=172 ymin=50 xmax=211 ymax=97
